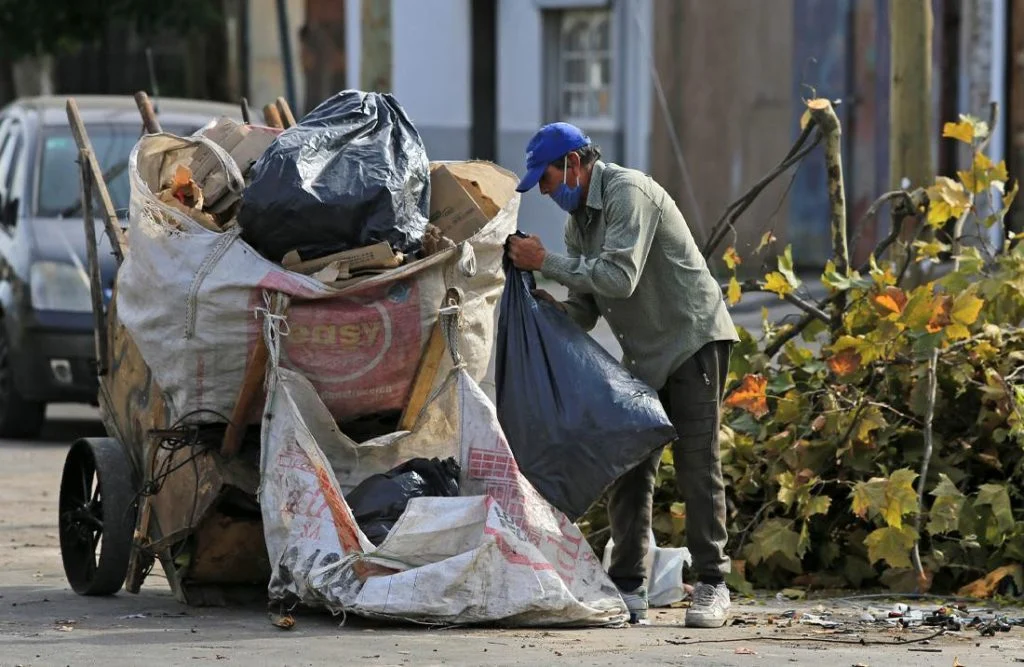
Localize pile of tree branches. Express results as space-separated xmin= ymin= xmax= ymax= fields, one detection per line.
xmin=581 ymin=102 xmax=1024 ymax=597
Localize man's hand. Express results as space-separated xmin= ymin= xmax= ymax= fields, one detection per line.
xmin=508 ymin=234 xmax=547 ymax=272
xmin=532 ymin=288 xmax=567 ymax=313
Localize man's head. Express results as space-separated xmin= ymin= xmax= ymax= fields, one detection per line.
xmin=516 ymin=122 xmax=601 ymax=212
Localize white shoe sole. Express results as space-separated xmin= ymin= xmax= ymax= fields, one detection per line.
xmin=685 ymin=613 xmax=729 ymax=628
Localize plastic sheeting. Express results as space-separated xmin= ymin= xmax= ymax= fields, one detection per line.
xmin=239 ymin=91 xmax=431 ymax=261
xmin=258 ymin=307 xmax=628 ymax=627
xmin=495 ymin=255 xmax=677 ymax=520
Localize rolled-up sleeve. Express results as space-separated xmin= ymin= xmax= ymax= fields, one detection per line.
xmin=540 ymin=183 xmax=661 ymax=300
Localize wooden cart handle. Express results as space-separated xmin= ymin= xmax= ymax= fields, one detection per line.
xmin=134 ymin=91 xmax=162 ymax=134
xmin=221 ymin=338 xmax=269 ymax=458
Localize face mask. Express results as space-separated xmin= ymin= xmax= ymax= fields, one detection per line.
xmin=551 ymin=157 xmax=582 ymax=213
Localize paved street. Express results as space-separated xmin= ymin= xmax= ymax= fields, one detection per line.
xmin=0 ymin=408 xmax=1022 ymax=664
xmin=2 ymin=276 xmax=1020 ymax=665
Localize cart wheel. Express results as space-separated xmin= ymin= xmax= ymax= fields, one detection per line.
xmin=59 ymin=438 xmax=137 ymax=595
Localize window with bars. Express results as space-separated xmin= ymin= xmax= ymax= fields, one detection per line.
xmin=552 ymin=9 xmax=614 ymax=123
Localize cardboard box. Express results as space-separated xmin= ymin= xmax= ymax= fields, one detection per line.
xmin=428 ymin=161 xmax=517 ymax=244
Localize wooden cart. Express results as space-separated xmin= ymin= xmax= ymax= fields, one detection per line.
xmin=56 ymin=93 xmax=450 ymax=605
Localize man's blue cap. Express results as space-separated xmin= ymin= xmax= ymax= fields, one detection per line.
xmin=515 ymin=122 xmax=591 ymax=193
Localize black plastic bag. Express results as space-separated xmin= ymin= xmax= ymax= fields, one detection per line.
xmin=495 ymin=249 xmax=677 ymax=521
xmin=239 ymin=90 xmax=430 ymax=262
xmin=344 ymin=457 xmax=461 ymax=546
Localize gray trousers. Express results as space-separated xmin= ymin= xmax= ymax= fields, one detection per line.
xmin=606 ymin=340 xmax=732 ymax=591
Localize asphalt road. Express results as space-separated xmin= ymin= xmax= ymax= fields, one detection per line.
xmin=1 ymin=407 xmax=1021 ymax=665
xmin=6 ymin=277 xmax=1019 ymax=665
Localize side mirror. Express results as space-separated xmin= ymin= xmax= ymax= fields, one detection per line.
xmin=1 ymin=197 xmax=17 ymax=227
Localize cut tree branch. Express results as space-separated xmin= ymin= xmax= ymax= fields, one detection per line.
xmin=762 ymin=189 xmax=927 ymax=358
xmin=806 ymin=98 xmax=848 ymax=338
xmin=702 ymin=128 xmax=823 ymax=260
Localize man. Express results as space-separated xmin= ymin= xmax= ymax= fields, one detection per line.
xmin=507 ymin=122 xmax=739 ymax=628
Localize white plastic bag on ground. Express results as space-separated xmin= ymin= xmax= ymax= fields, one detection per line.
xmin=602 ymin=532 xmax=691 ymax=608
xmin=258 ymin=310 xmax=627 ymax=626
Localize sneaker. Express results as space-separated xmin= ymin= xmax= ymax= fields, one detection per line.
xmin=618 ymin=585 xmax=648 ymax=624
xmin=685 ymin=582 xmax=730 ymax=628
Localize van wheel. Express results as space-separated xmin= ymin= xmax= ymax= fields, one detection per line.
xmin=0 ymin=327 xmax=46 ymax=439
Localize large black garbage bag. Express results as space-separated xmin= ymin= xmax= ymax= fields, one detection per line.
xmin=344 ymin=457 xmax=461 ymax=546
xmin=495 ymin=251 xmax=677 ymax=521
xmin=238 ymin=90 xmax=430 ymax=262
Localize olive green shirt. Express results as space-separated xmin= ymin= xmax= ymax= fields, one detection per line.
xmin=540 ymin=161 xmax=738 ymax=391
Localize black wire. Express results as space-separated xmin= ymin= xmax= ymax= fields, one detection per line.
xmin=133 ymin=408 xmax=235 ymax=572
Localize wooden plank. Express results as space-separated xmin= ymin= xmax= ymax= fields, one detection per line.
xmin=398 ymin=319 xmax=446 ymax=430
xmin=220 ymin=338 xmax=268 ymax=458
xmin=78 ymin=157 xmax=108 ymax=375
xmin=134 ymin=91 xmax=162 ymax=134
xmin=275 ymin=96 xmax=297 ymax=128
xmin=66 ymin=99 xmax=126 ymax=264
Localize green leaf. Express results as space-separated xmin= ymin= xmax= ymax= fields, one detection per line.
xmin=803 ymin=495 xmax=832 ymax=519
xmin=865 ymin=525 xmax=918 ymax=569
xmin=775 ymin=389 xmax=803 ymax=424
xmin=928 ymin=474 xmax=965 ymax=535
xmin=778 ymin=245 xmax=802 ymax=289
xmin=743 ymin=519 xmax=801 ymax=566
xmin=851 ymin=470 xmax=919 ymax=529
xmin=851 ymin=479 xmax=887 ymax=521
xmin=975 ymin=483 xmax=1014 ymax=534
xmin=767 ymin=371 xmax=796 ymax=395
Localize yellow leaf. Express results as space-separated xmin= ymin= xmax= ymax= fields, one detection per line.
xmin=727 ymin=276 xmax=742 ymax=306
xmin=946 ymin=323 xmax=971 ymax=340
xmin=959 ymin=152 xmax=993 ymax=193
xmin=926 ymin=176 xmax=971 ymax=228
xmin=724 ymin=374 xmax=769 ymax=418
xmin=992 ymin=159 xmax=1009 ymax=183
xmin=943 ymin=119 xmax=975 ymax=144
xmin=865 ymin=526 xmax=918 ymax=569
xmin=763 ymin=272 xmax=794 ymax=297
xmin=881 ymin=468 xmax=920 ymax=529
xmin=831 ymin=335 xmax=875 ymax=363
xmin=973 ymin=340 xmax=999 ymax=362
xmin=826 ymin=348 xmax=862 ymax=377
xmin=723 ymin=246 xmax=742 ymax=270
xmin=915 ymin=239 xmax=952 ymax=260
xmin=854 ymin=405 xmax=887 ymax=445
xmin=952 ymin=292 xmax=984 ymax=326
xmin=927 ymin=200 xmax=954 ymax=227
